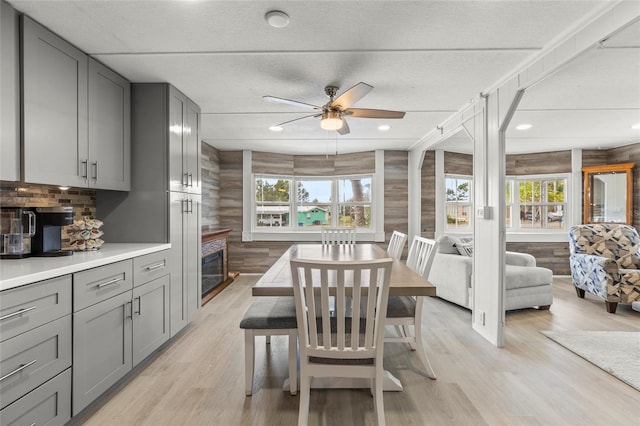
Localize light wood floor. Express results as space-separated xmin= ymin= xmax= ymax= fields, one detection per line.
xmin=74 ymin=276 xmax=640 ymax=426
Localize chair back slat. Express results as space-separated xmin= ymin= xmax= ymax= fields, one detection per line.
xmin=406 ymin=236 xmax=439 ymax=279
xmin=322 ymin=227 xmax=356 ymax=245
xmin=290 ymin=258 xmax=393 ymax=360
xmin=387 ymin=231 xmax=408 ymax=260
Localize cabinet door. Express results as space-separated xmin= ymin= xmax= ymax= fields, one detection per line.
xmin=0 ymin=369 xmax=71 ymax=426
xmin=185 ymin=99 xmax=201 ymax=194
xmin=169 ymin=192 xmax=187 ymax=336
xmin=88 ymin=58 xmax=131 ymax=191
xmin=0 ymin=1 xmax=19 ymax=181
xmin=132 ymin=275 xmax=170 ymax=366
xmin=72 ymin=290 xmax=132 ymax=416
xmin=186 ymin=195 xmax=202 ymax=318
xmin=22 ymin=16 xmax=88 ymax=187
xmin=168 ymin=87 xmax=187 ymax=193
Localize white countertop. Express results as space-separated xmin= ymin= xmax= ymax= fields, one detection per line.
xmin=0 ymin=243 xmax=171 ymax=291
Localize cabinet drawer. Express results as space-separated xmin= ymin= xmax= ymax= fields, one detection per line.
xmin=133 ymin=250 xmax=170 ymax=287
xmin=0 ymin=368 xmax=71 ymax=426
xmin=0 ymin=275 xmax=71 ymax=342
xmin=0 ymin=315 xmax=71 ymax=410
xmin=74 ymin=260 xmax=133 ymax=311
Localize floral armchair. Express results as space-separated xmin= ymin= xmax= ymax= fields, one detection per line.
xmin=569 ymin=224 xmax=640 ymax=313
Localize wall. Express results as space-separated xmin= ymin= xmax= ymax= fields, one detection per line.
xmin=201 ymin=142 xmax=220 ymax=232
xmin=217 ymin=150 xmax=408 ymax=273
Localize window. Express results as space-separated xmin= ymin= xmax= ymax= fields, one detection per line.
xmin=445 ymin=175 xmax=472 ymax=231
xmin=255 ymin=177 xmax=291 ymax=228
xmin=253 ymin=174 xmax=373 ymax=231
xmin=506 ymin=175 xmax=567 ymax=231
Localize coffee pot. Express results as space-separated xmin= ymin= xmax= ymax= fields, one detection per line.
xmin=0 ymin=208 xmax=36 ymax=258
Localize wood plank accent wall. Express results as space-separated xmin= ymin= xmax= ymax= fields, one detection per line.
xmin=421 ymin=151 xmax=436 ymax=238
xmin=506 ymin=242 xmax=571 ymax=275
xmin=201 ymin=142 xmax=220 ymax=232
xmin=506 ymin=150 xmax=571 ymax=174
xmin=384 ymin=151 xmax=409 ymax=256
xmin=252 ymin=151 xmax=375 ymax=176
xmin=444 ymin=152 xmax=473 ymax=175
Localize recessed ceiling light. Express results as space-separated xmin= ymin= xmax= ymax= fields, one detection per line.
xmin=265 ymin=10 xmax=290 ymax=28
xmin=516 ymin=123 xmax=532 ymax=130
xmin=378 ymin=124 xmax=391 ymax=131
xmin=632 ymin=123 xmax=640 ymax=130
xmin=269 ymin=125 xmax=283 ymax=132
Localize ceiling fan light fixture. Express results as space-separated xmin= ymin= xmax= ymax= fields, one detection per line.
xmin=320 ymin=111 xmax=343 ymax=130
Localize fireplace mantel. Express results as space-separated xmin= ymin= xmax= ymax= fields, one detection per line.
xmin=201 ymin=228 xmax=233 ymax=304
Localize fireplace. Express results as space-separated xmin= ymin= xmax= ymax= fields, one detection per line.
xmin=201 ymin=228 xmax=233 ymax=304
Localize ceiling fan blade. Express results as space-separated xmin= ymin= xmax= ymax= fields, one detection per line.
xmin=344 ymin=108 xmax=406 ymax=119
xmin=330 ymin=82 xmax=373 ymax=110
xmin=263 ymin=96 xmax=321 ymax=111
xmin=337 ymin=118 xmax=350 ymax=135
xmin=273 ymin=113 xmax=321 ymax=127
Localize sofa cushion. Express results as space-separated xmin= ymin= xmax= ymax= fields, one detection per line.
xmin=437 ymin=235 xmax=472 ymax=254
xmin=455 ymin=241 xmax=473 ymax=256
xmin=505 ymin=265 xmax=553 ymax=290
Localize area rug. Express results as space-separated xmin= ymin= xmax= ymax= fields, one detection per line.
xmin=540 ymin=330 xmax=640 ymax=392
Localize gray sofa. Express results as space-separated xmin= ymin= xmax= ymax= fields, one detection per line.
xmin=429 ymin=236 xmax=553 ymax=311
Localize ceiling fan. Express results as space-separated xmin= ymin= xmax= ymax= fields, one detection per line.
xmin=263 ymin=82 xmax=405 ymax=135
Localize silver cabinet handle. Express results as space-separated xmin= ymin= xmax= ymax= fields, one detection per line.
xmin=188 ymin=173 xmax=193 ymax=187
xmin=134 ymin=297 xmax=141 ymax=316
xmin=183 ymin=172 xmax=189 ymax=187
xmin=124 ymin=301 xmax=133 ymax=320
xmin=145 ymin=262 xmax=166 ymax=271
xmin=92 ymin=161 xmax=98 ymax=180
xmin=81 ymin=160 xmax=88 ymax=179
xmin=188 ymin=199 xmax=193 ymax=213
xmin=96 ymin=276 xmax=124 ymax=288
xmin=0 ymin=306 xmax=36 ymax=321
xmin=0 ymin=359 xmax=37 ymax=382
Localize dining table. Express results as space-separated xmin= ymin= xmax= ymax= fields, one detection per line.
xmin=252 ymin=243 xmax=437 ymax=391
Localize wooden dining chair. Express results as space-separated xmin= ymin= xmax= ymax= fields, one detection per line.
xmin=321 ymin=227 xmax=356 ymax=245
xmin=239 ymin=297 xmax=298 ymax=396
xmin=384 ymin=236 xmax=439 ymax=379
xmin=386 ymin=230 xmax=408 ymax=260
xmin=290 ymin=258 xmax=393 ymax=426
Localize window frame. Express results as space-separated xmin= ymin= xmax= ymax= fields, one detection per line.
xmin=252 ymin=173 xmax=375 ymax=234
xmin=505 ymin=173 xmax=570 ymax=234
xmin=443 ymin=174 xmax=473 ymax=234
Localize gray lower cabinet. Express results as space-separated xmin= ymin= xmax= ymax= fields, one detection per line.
xmin=72 ymin=289 xmax=132 ymax=416
xmin=72 ymin=253 xmax=170 ymax=415
xmin=0 ymin=368 xmax=71 ymax=426
xmin=132 ymin=275 xmax=170 ymax=366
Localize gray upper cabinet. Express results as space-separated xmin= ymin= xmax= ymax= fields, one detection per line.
xmin=22 ymin=16 xmax=88 ymax=188
xmin=0 ymin=1 xmax=20 ymax=181
xmin=22 ymin=16 xmax=130 ymax=190
xmin=88 ymin=58 xmax=131 ymax=191
xmin=169 ymin=86 xmax=201 ymax=194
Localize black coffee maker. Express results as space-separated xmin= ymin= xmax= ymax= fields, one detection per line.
xmin=30 ymin=207 xmax=74 ymax=256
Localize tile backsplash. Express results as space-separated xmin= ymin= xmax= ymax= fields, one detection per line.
xmin=0 ymin=182 xmax=96 ymax=247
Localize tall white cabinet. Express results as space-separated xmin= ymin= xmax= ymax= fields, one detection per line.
xmin=97 ymin=83 xmax=201 ymax=337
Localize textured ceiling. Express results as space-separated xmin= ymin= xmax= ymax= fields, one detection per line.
xmin=9 ymin=0 xmax=639 ymax=155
